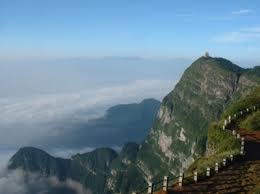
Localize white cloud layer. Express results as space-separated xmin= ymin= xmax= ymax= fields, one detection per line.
xmin=242 ymin=27 xmax=260 ymax=33
xmin=232 ymin=9 xmax=253 ymax=15
xmin=212 ymin=26 xmax=260 ymax=43
xmin=0 ymin=78 xmax=174 ymax=193
xmin=0 ymin=169 xmax=92 ymax=194
xmin=0 ymin=149 xmax=15 ymax=177
xmin=49 ymin=146 xmax=121 ymax=159
xmin=0 ymin=79 xmax=173 ymax=146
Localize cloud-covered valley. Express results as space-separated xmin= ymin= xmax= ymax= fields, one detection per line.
xmin=0 ymin=168 xmax=92 ymax=194
xmin=0 ymin=79 xmax=173 ymax=148
xmin=0 ymin=58 xmax=181 ymax=194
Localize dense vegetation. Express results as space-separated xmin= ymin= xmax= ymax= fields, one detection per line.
xmin=135 ymin=56 xmax=260 ymax=185
xmin=240 ymin=111 xmax=260 ymax=131
xmin=187 ymin=86 xmax=260 ymax=175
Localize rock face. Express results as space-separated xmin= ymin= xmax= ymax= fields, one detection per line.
xmin=106 ymin=142 xmax=146 ymax=193
xmin=135 ymin=56 xmax=260 ymax=181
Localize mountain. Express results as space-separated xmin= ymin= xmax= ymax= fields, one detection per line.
xmin=8 ymin=143 xmax=141 ymax=194
xmin=175 ymin=86 xmax=260 ymax=193
xmin=42 ymin=98 xmax=160 ymax=148
xmin=134 ymin=56 xmax=260 ymax=182
xmin=9 ymin=146 xmax=118 ymax=194
xmin=8 ymin=56 xmax=260 ymax=194
xmin=8 ymin=147 xmax=71 ymax=179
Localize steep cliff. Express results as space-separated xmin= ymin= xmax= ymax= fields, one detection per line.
xmin=135 ymin=56 xmax=260 ymax=182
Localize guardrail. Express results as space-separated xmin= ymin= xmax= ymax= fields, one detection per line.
xmin=131 ymin=105 xmax=257 ymax=194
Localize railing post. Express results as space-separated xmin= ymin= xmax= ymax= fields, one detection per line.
xmin=247 ymin=108 xmax=249 ymax=113
xmin=223 ymin=158 xmax=226 ymax=167
xmin=163 ymin=176 xmax=168 ymax=191
xmin=234 ymin=113 xmax=237 ymax=119
xmin=253 ymin=106 xmax=256 ymax=111
xmin=194 ymin=171 xmax=198 ymax=183
xmin=237 ymin=133 xmax=240 ymax=139
xmin=147 ymin=182 xmax=153 ymax=194
xmin=241 ymin=137 xmax=245 ymax=146
xmin=178 ymin=172 xmax=183 ymax=187
xmin=215 ymin=162 xmax=219 ymax=173
xmin=240 ymin=111 xmax=243 ymax=116
xmin=232 ymin=130 xmax=236 ymax=136
xmin=228 ymin=115 xmax=231 ymax=123
xmin=206 ymin=167 xmax=210 ymax=177
xmin=230 ymin=154 xmax=233 ymax=162
xmin=222 ymin=125 xmax=225 ymax=130
xmin=224 ymin=119 xmax=227 ymax=126
xmin=240 ymin=144 xmax=244 ymax=155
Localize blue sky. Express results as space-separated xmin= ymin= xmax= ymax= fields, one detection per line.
xmin=1 ymin=0 xmax=260 ymax=61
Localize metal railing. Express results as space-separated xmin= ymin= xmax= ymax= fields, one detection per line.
xmin=130 ymin=105 xmax=257 ymax=194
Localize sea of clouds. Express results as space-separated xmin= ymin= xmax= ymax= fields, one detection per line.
xmin=0 ymin=57 xmax=185 ymax=193
xmin=0 ymin=170 xmax=92 ymax=194
xmin=0 ymin=79 xmax=173 ymax=147
xmin=0 ymin=79 xmax=174 ymax=194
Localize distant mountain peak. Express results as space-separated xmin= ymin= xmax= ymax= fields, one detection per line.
xmin=190 ymin=56 xmax=244 ymax=76
xmin=9 ymin=146 xmax=51 ymax=164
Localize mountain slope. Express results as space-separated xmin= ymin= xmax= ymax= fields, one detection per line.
xmin=186 ymin=86 xmax=260 ymax=174
xmin=8 ymin=147 xmax=71 ymax=180
xmin=135 ymin=56 xmax=260 ymax=183
xmin=106 ymin=142 xmax=147 ymax=193
xmin=167 ymin=87 xmax=260 ymax=193
xmin=9 ymin=147 xmax=118 ymax=194
xmin=102 ymin=56 xmax=260 ymax=193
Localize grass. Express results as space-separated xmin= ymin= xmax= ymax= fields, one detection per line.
xmin=240 ymin=111 xmax=260 ymax=131
xmin=221 ymin=87 xmax=260 ymax=120
xmin=183 ymin=86 xmax=260 ymax=192
xmin=185 ymin=123 xmax=240 ymax=176
xmin=207 ymin=123 xmax=240 ymax=155
xmin=186 ymin=146 xmax=239 ymax=177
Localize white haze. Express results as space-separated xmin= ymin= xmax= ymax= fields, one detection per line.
xmin=49 ymin=146 xmax=122 ymax=159
xmin=0 ymin=169 xmax=92 ymax=194
xmin=0 ymin=57 xmax=190 ymax=148
xmin=0 ymin=79 xmax=174 ymax=147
